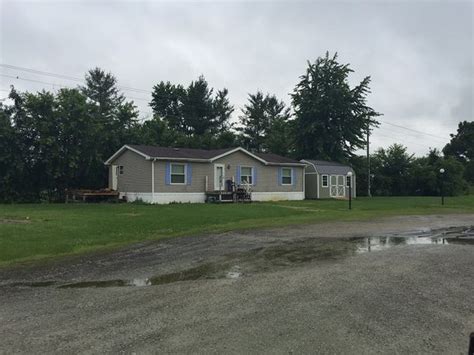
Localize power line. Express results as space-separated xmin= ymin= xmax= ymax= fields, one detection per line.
xmin=0 ymin=73 xmax=150 ymax=102
xmin=374 ymin=132 xmax=441 ymax=149
xmin=1 ymin=73 xmax=69 ymax=88
xmin=0 ymin=63 xmax=152 ymax=94
xmin=376 ymin=125 xmax=447 ymax=145
xmin=378 ymin=119 xmax=448 ymax=141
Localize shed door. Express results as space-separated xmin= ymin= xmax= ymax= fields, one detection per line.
xmin=330 ymin=175 xmax=337 ymax=197
xmin=330 ymin=175 xmax=345 ymax=198
xmin=337 ymin=175 xmax=345 ymax=197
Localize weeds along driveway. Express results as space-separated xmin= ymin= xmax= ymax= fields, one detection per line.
xmin=0 ymin=214 xmax=473 ymax=353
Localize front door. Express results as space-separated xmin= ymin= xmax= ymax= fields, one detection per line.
xmin=214 ymin=164 xmax=225 ymax=191
xmin=330 ymin=175 xmax=345 ymax=198
xmin=111 ymin=165 xmax=118 ymax=190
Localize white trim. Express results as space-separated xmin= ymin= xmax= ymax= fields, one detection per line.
xmin=252 ymin=191 xmax=304 ymax=201
xmin=210 ymin=147 xmax=268 ymax=164
xmin=121 ymin=191 xmax=304 ymax=204
xmin=300 ymin=159 xmax=319 ymax=174
xmin=303 ymin=168 xmax=306 ymax=197
xmin=151 ymin=160 xmax=155 ymax=195
xmin=316 ymin=173 xmax=319 ymax=199
xmin=111 ymin=165 xmax=118 ymax=190
xmin=321 ymin=174 xmax=329 ymax=187
xmin=214 ymin=164 xmax=226 ymax=191
xmin=104 ymin=145 xmax=151 ymax=165
xmin=122 ymin=192 xmax=206 ymax=204
xmin=281 ymin=167 xmax=293 ymax=186
xmin=239 ymin=165 xmax=254 ymax=185
xmin=170 ymin=163 xmax=187 ymax=185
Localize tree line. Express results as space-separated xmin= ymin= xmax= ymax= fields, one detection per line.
xmin=0 ymin=52 xmax=472 ymax=202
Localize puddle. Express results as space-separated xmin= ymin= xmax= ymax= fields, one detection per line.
xmin=56 ymin=263 xmax=240 ymax=289
xmin=3 ymin=226 xmax=473 ymax=290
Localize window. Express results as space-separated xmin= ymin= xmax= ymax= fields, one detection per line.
xmin=322 ymin=175 xmax=328 ymax=187
xmin=281 ymin=168 xmax=292 ymax=185
xmin=171 ymin=163 xmax=186 ymax=184
xmin=346 ymin=175 xmax=351 ymax=187
xmin=240 ymin=166 xmax=253 ymax=184
xmin=119 ymin=166 xmax=124 ymax=175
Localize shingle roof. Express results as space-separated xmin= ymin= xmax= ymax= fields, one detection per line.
xmin=128 ymin=145 xmax=232 ymax=160
xmin=302 ymin=159 xmax=355 ymax=175
xmin=120 ymin=145 xmax=304 ymax=165
xmin=254 ymin=152 xmax=302 ymax=165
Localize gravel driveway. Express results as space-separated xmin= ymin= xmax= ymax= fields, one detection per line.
xmin=1 ymin=214 xmax=473 ymax=354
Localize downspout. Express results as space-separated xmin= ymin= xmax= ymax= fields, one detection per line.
xmin=151 ymin=159 xmax=155 ymax=203
xmin=302 ymin=168 xmax=305 ymax=199
xmin=316 ymin=173 xmax=320 ymax=199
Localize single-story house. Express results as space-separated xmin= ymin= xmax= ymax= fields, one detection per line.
xmin=105 ymin=145 xmax=306 ymax=204
xmin=301 ymin=159 xmax=356 ymax=199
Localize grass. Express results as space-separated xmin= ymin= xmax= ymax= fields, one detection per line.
xmin=0 ymin=195 xmax=473 ymax=266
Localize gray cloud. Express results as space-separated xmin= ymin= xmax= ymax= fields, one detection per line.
xmin=1 ymin=0 xmax=472 ymax=155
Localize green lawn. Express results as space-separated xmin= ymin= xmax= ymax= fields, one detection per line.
xmin=0 ymin=196 xmax=473 ymax=266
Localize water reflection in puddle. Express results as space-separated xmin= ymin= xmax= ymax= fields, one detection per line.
xmin=356 ymin=236 xmax=449 ymax=253
xmin=4 ymin=226 xmax=473 ymax=290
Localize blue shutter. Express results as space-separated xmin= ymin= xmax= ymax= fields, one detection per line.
xmin=187 ymin=163 xmax=192 ymax=185
xmin=236 ymin=165 xmax=241 ymax=184
xmin=253 ymin=167 xmax=257 ymax=186
xmin=292 ymin=168 xmax=296 ymax=187
xmin=165 ymin=162 xmax=171 ymax=185
xmin=278 ymin=167 xmax=282 ymax=186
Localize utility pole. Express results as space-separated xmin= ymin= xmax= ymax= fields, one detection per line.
xmin=367 ymin=126 xmax=371 ymax=197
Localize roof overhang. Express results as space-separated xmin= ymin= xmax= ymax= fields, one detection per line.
xmin=300 ymin=159 xmax=319 ymax=173
xmin=105 ymin=145 xmax=306 ymax=167
xmin=209 ymin=147 xmax=268 ymax=164
xmin=104 ymin=145 xmax=151 ymax=165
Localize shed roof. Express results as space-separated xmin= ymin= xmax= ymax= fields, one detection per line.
xmin=301 ymin=159 xmax=355 ymax=175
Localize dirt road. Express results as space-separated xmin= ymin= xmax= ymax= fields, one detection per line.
xmin=1 ymin=214 xmax=473 ymax=354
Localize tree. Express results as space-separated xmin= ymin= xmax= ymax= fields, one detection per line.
xmin=291 ymin=52 xmax=380 ymax=161
xmin=0 ymin=98 xmax=25 ymax=201
xmin=80 ymin=68 xmax=139 ymax=187
xmin=238 ymin=91 xmax=291 ymax=153
xmin=372 ymin=144 xmax=414 ymax=196
xmin=149 ymin=76 xmax=234 ymax=146
xmin=443 ymin=121 xmax=474 ymax=162
xmin=443 ymin=121 xmax=474 ymax=183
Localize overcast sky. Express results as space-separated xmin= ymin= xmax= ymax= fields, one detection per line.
xmin=1 ymin=0 xmax=472 ymax=156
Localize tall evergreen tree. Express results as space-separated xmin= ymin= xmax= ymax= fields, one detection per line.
xmin=80 ymin=68 xmax=139 ymax=186
xmin=149 ymin=76 xmax=233 ymax=147
xmin=291 ymin=52 xmax=380 ymax=161
xmin=238 ymin=91 xmax=291 ymax=153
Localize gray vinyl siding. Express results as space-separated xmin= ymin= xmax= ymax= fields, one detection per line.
xmin=319 ymin=174 xmax=331 ymax=198
xmin=153 ymin=150 xmax=304 ymax=193
xmin=109 ymin=150 xmax=152 ymax=192
xmin=153 ymin=161 xmax=209 ymax=193
xmin=317 ymin=173 xmax=356 ymax=198
xmin=109 ymin=148 xmax=304 ymax=194
xmin=213 ymin=151 xmax=304 ymax=192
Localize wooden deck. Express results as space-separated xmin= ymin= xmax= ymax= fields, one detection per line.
xmin=65 ymin=189 xmax=120 ymax=203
